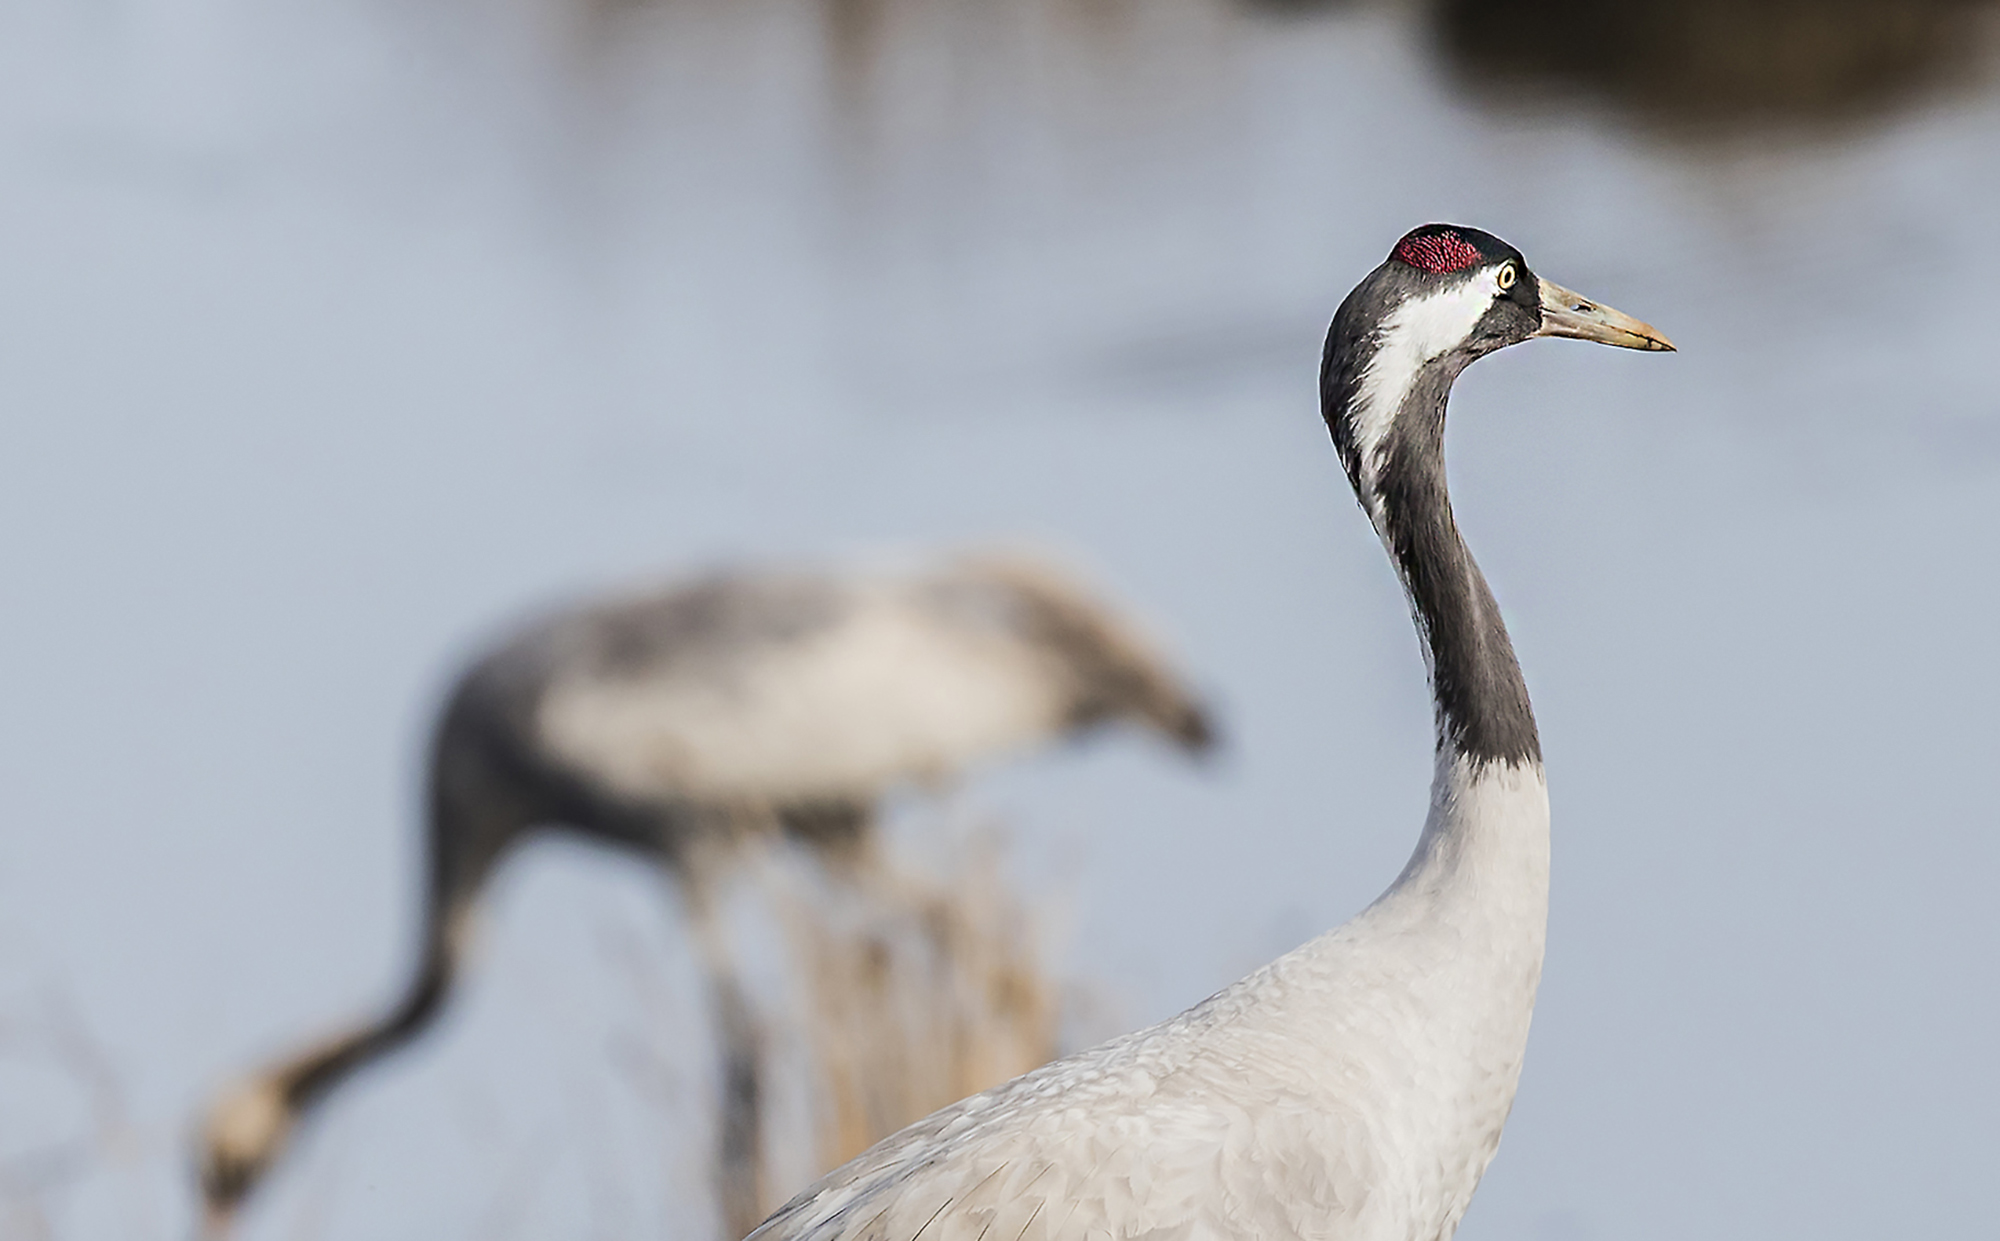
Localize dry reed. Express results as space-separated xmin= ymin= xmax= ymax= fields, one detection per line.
xmin=760 ymin=825 xmax=1062 ymax=1181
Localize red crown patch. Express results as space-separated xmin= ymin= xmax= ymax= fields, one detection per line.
xmin=1393 ymin=231 xmax=1485 ymax=275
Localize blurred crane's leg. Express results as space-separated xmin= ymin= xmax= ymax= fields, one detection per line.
xmin=675 ymin=831 xmax=767 ymax=1241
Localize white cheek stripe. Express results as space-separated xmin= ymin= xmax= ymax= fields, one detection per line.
xmin=1351 ymin=273 xmax=1499 ymax=520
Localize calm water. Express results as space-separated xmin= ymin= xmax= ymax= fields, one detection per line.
xmin=2 ymin=1 xmax=1998 ymax=1238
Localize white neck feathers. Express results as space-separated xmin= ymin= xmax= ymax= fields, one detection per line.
xmin=1349 ymin=275 xmax=1498 ymax=523
xmin=1250 ymin=752 xmax=1548 ymax=1237
xmin=1378 ymin=751 xmax=1549 ymax=928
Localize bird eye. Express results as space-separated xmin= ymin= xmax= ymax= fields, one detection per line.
xmin=1496 ymin=263 xmax=1517 ymax=291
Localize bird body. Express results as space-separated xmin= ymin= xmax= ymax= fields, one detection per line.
xmin=748 ymin=226 xmax=1671 ymax=1241
xmin=529 ymin=565 xmax=1132 ymax=809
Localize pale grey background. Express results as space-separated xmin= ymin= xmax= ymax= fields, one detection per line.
xmin=1 ymin=1 xmax=1996 ymax=1239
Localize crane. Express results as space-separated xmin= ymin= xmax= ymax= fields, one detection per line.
xmin=196 ymin=550 xmax=1213 ymax=1238
xmin=744 ymin=225 xmax=1673 ymax=1241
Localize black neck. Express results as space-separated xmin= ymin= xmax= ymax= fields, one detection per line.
xmin=1325 ymin=349 xmax=1541 ymax=769
xmin=281 ymin=902 xmax=460 ymax=1111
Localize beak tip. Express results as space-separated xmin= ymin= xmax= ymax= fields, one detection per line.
xmin=1536 ymin=277 xmax=1673 ymax=354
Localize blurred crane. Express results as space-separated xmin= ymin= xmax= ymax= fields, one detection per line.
xmin=196 ymin=550 xmax=1212 ymax=1239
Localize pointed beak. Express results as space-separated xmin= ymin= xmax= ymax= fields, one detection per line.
xmin=1533 ymin=278 xmax=1675 ymax=352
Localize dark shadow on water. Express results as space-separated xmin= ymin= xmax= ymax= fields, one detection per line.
xmin=1428 ymin=0 xmax=2000 ymax=133
xmin=1231 ymin=0 xmax=1364 ymax=19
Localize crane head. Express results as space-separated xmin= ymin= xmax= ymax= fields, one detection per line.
xmin=1323 ymin=224 xmax=1673 ymax=518
xmin=195 ymin=1073 xmax=293 ymax=1236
